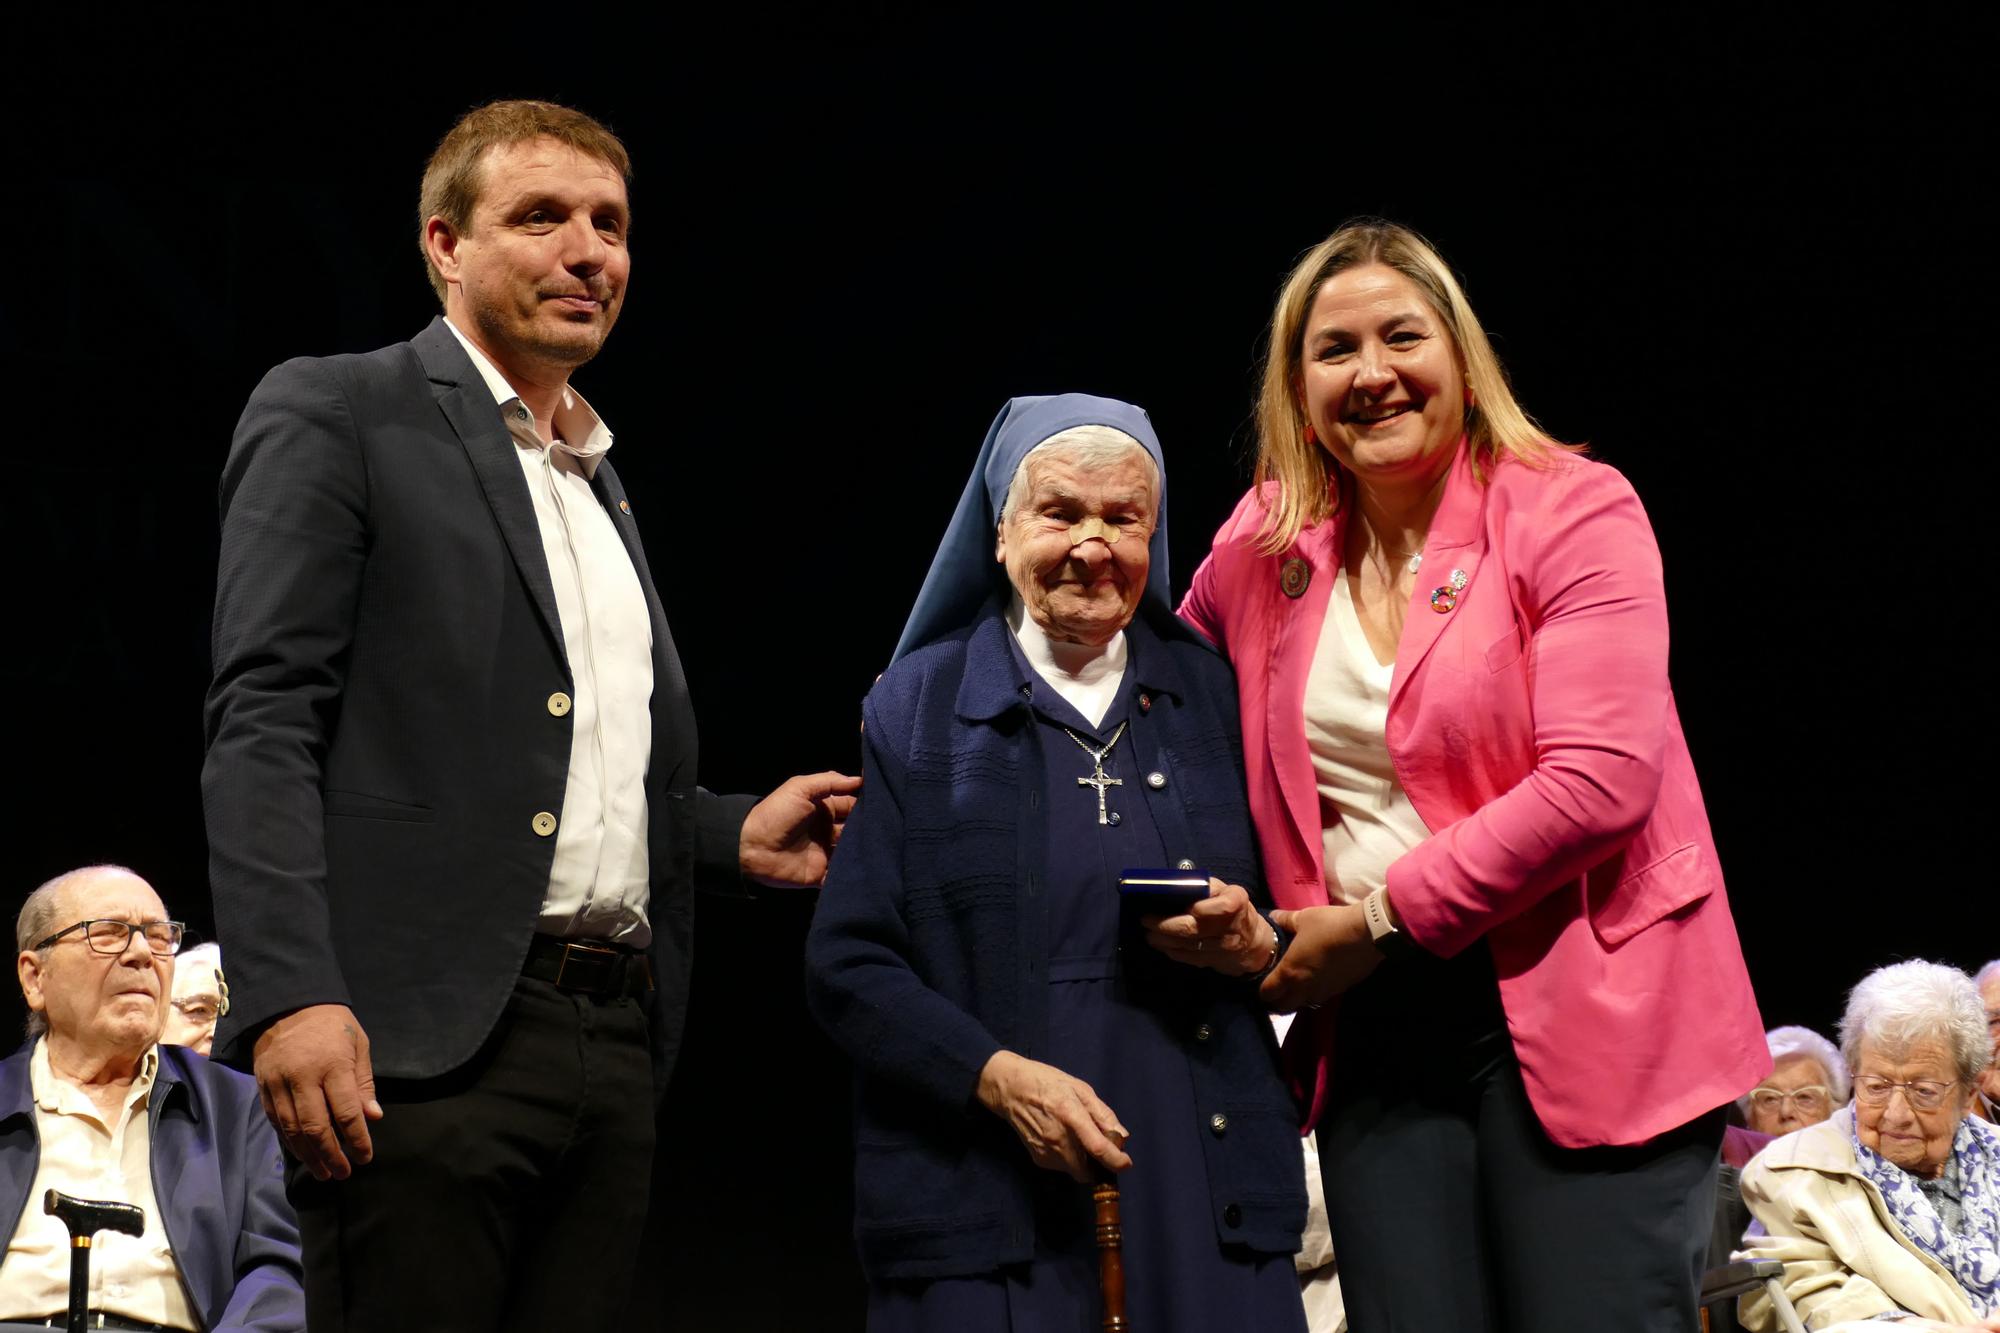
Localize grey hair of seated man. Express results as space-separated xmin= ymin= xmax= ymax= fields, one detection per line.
xmin=1837 ymin=959 xmax=1991 ymax=1085
xmin=15 ymin=863 xmax=143 ymax=1040
xmin=1736 ymin=1025 xmax=1851 ymax=1115
xmin=998 ymin=425 xmax=1160 ymax=523
xmin=1977 ymin=958 xmax=2000 ymax=991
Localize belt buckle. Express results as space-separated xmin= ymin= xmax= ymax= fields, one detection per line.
xmin=554 ymin=940 xmax=620 ymax=991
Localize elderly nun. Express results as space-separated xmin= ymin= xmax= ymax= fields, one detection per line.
xmin=1740 ymin=960 xmax=2000 ymax=1330
xmin=805 ymin=395 xmax=1307 ymax=1332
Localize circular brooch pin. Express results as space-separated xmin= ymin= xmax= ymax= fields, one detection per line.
xmin=1280 ymin=558 xmax=1311 ymax=599
xmin=1430 ymin=568 xmax=1469 ymax=614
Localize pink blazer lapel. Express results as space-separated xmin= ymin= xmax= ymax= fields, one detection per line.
xmin=1264 ymin=508 xmax=1343 ymax=909
xmin=1389 ymin=443 xmax=1489 ymax=715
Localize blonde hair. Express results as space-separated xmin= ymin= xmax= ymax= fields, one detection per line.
xmin=1251 ymin=218 xmax=1577 ymax=554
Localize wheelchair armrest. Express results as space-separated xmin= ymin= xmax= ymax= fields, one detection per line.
xmin=1700 ymin=1258 xmax=1785 ymax=1302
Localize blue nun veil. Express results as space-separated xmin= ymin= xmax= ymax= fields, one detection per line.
xmin=891 ymin=394 xmax=1172 ymax=664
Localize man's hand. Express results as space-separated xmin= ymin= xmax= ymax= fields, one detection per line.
xmin=976 ymin=1050 xmax=1131 ymax=1182
xmin=1143 ymin=879 xmax=1278 ymax=976
xmin=740 ymin=770 xmax=863 ymax=887
xmin=252 ymin=1003 xmax=383 ymax=1181
xmin=1258 ymin=904 xmax=1382 ymax=1012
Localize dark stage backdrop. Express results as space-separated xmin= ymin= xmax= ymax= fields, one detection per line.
xmin=6 ymin=15 xmax=1988 ymax=1330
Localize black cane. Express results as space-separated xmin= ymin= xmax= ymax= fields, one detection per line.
xmin=43 ymin=1189 xmax=145 ymax=1333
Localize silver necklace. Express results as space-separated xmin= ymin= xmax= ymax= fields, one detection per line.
xmin=1061 ymin=721 xmax=1129 ymax=826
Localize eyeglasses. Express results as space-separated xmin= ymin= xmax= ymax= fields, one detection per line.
xmin=1853 ymin=1075 xmax=1958 ymax=1111
xmin=169 ymin=997 xmax=222 ymax=1026
xmin=35 ymin=919 xmax=185 ymax=957
xmin=1747 ymin=1085 xmax=1831 ymax=1116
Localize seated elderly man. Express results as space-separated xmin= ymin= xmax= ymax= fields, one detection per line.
xmin=1 ymin=866 xmax=302 ymax=1332
xmin=1739 ymin=960 xmax=2000 ymax=1332
xmin=1743 ymin=1024 xmax=1851 ymax=1139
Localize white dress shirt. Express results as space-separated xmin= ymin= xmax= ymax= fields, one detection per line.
xmin=445 ymin=320 xmax=656 ymax=945
xmin=0 ymin=1041 xmax=197 ymax=1329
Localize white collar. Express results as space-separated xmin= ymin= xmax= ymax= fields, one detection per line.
xmin=442 ymin=318 xmax=615 ymax=476
xmin=1007 ymin=597 xmax=1127 ymax=729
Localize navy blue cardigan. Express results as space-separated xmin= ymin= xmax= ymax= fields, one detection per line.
xmin=804 ymin=608 xmax=1305 ymax=1280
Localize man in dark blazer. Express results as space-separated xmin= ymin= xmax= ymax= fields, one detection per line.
xmin=201 ymin=99 xmax=856 ymax=1330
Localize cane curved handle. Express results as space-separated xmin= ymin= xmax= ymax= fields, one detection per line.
xmin=44 ymin=1188 xmax=146 ymax=1241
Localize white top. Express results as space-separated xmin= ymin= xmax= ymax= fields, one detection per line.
xmin=1006 ymin=596 xmax=1126 ymax=729
xmin=1303 ymin=574 xmax=1431 ymax=905
xmin=0 ymin=1042 xmax=197 ymax=1329
xmin=445 ymin=320 xmax=656 ymax=945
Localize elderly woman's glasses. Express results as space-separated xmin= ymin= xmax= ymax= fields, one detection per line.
xmin=170 ymin=997 xmax=222 ymax=1025
xmin=1747 ymin=1085 xmax=1830 ymax=1116
xmin=35 ymin=919 xmax=186 ymax=957
xmin=1853 ymin=1075 xmax=1957 ymax=1111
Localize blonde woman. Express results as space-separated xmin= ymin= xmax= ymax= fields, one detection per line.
xmin=1170 ymin=219 xmax=1766 ymax=1329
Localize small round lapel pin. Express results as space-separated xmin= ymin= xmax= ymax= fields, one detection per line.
xmin=1280 ymin=558 xmax=1311 ymax=599
xmin=1430 ymin=569 xmax=1469 ymax=615
xmin=618 ymin=499 xmax=631 ymax=514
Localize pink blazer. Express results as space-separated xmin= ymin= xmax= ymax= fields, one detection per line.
xmin=1180 ymin=445 xmax=1767 ymax=1148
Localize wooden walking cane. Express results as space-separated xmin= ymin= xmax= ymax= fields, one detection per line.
xmin=1094 ymin=1172 xmax=1129 ymax=1332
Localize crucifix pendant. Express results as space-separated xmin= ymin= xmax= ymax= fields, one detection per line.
xmin=1078 ymin=764 xmax=1124 ymax=826
xmin=1062 ymin=720 xmax=1130 ymax=827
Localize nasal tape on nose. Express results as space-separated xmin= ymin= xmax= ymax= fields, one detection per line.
xmin=1066 ymin=516 xmax=1122 ymax=546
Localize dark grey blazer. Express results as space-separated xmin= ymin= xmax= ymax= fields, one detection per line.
xmin=202 ymin=317 xmax=750 ymax=1092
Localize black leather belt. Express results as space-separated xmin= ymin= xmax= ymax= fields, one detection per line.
xmin=521 ymin=934 xmax=653 ymax=998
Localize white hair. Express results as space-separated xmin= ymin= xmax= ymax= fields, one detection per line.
xmin=998 ymin=425 xmax=1159 ymax=523
xmin=1976 ymin=959 xmax=2000 ymax=991
xmin=1838 ymin=959 xmax=1990 ymax=1084
xmin=1737 ymin=1026 xmax=1850 ymax=1112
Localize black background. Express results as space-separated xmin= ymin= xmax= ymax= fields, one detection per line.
xmin=7 ymin=12 xmax=1991 ymax=1328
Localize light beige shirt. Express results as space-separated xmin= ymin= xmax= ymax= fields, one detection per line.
xmin=1303 ymin=575 xmax=1432 ymax=906
xmin=445 ymin=320 xmax=656 ymax=946
xmin=0 ymin=1040 xmax=197 ymax=1329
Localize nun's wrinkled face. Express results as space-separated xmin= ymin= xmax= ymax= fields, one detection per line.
xmin=996 ymin=450 xmax=1156 ymax=647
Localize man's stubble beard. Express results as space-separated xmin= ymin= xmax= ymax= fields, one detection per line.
xmin=474 ymin=302 xmax=613 ymax=375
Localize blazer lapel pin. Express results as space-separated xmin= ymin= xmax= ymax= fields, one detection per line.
xmin=1280 ymin=557 xmax=1310 ymax=599
xmin=1429 ymin=568 xmax=1469 ymax=614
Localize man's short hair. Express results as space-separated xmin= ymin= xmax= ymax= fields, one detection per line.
xmin=416 ymin=99 xmax=633 ymax=306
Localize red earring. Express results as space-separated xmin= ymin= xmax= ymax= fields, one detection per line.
xmin=1303 ymin=423 xmax=1319 ymax=448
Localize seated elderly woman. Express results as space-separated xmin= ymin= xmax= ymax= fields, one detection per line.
xmin=1740 ymin=960 xmax=2000 ymax=1332
xmin=1743 ymin=1025 xmax=1852 ymax=1139
xmin=806 ymin=394 xmax=1307 ymax=1332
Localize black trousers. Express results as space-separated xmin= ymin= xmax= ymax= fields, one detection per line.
xmin=287 ymin=974 xmax=655 ymax=1333
xmin=1319 ymin=946 xmax=1724 ymax=1333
